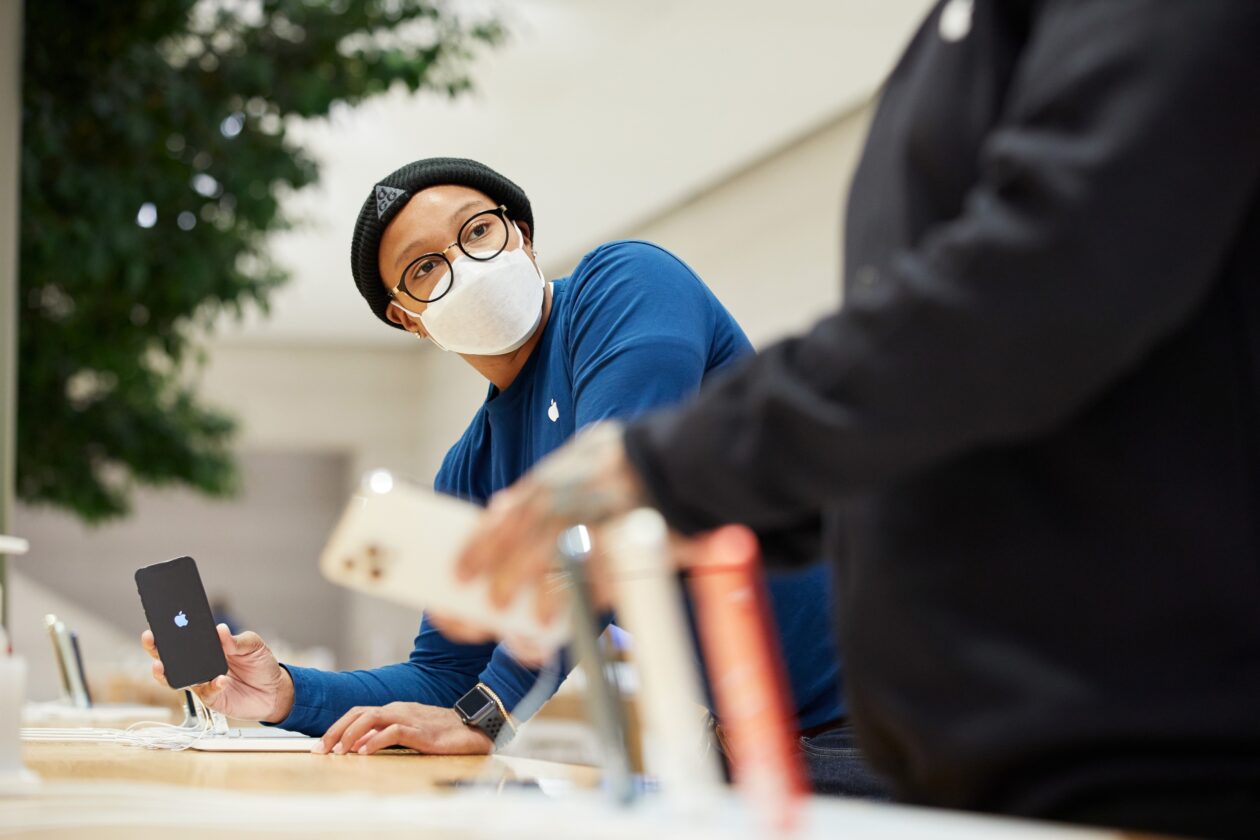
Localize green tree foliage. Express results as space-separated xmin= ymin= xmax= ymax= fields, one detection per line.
xmin=18 ymin=1 xmax=503 ymax=522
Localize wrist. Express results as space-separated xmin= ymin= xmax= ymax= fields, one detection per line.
xmin=447 ymin=707 xmax=494 ymax=753
xmin=265 ymin=665 xmax=296 ymax=724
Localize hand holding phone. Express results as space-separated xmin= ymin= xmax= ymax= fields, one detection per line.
xmin=139 ymin=622 xmax=295 ymax=723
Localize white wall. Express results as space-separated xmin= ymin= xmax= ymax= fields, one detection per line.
xmin=195 ymin=341 xmax=465 ymax=482
xmin=615 ymin=103 xmax=872 ymax=348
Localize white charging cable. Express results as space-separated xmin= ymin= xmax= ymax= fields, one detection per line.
xmin=21 ymin=691 xmax=216 ymax=749
xmin=115 ymin=691 xmax=220 ymax=750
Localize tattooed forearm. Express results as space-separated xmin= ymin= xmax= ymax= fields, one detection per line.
xmin=528 ymin=421 xmax=647 ymax=524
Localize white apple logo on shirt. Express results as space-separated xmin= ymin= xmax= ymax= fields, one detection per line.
xmin=548 ymin=399 xmax=559 ymax=422
xmin=174 ymin=611 xmax=189 ymax=628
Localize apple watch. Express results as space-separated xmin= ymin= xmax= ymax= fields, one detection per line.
xmin=455 ymin=683 xmax=514 ymax=747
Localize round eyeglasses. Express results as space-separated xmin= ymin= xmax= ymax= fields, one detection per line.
xmin=389 ymin=205 xmax=512 ymax=305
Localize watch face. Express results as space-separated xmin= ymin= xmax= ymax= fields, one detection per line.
xmin=455 ymin=688 xmax=494 ymax=721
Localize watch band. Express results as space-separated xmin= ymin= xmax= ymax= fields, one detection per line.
xmin=456 ymin=683 xmax=516 ymax=748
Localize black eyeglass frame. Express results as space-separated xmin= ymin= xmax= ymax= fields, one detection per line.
xmin=388 ymin=205 xmax=512 ymax=306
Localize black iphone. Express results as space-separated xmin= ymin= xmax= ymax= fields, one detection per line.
xmin=134 ymin=556 xmax=228 ymax=689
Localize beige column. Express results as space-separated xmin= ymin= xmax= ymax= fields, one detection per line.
xmin=0 ymin=1 xmax=26 ymax=631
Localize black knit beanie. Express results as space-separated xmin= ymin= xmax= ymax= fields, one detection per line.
xmin=350 ymin=157 xmax=534 ymax=329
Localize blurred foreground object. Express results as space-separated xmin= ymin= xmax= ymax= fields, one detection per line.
xmin=18 ymin=0 xmax=503 ymax=522
xmin=686 ymin=525 xmax=807 ymax=833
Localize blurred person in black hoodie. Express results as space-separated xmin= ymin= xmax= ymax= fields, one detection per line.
xmin=452 ymin=2 xmax=1260 ymax=837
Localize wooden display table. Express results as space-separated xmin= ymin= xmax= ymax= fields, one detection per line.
xmin=21 ymin=738 xmax=595 ymax=795
xmin=5 ymin=738 xmax=1140 ymax=840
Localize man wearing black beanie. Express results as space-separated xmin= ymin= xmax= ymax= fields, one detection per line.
xmin=142 ymin=157 xmax=888 ymax=798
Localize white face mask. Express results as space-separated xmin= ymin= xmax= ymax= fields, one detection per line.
xmin=393 ymin=227 xmax=546 ymax=356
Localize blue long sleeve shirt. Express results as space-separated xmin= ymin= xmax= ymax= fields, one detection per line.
xmin=276 ymin=241 xmax=844 ymax=735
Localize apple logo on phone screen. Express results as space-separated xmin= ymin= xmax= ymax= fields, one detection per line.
xmin=174 ymin=611 xmax=189 ymax=628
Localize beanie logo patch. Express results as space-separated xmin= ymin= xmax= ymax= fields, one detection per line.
xmin=375 ymin=184 xmax=407 ymax=219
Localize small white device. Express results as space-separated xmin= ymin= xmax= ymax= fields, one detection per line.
xmin=319 ymin=475 xmax=570 ymax=649
xmin=189 ymin=728 xmax=316 ymax=752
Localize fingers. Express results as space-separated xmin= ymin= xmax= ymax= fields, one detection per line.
xmin=143 ymin=630 xmax=172 ymax=689
xmin=142 ymin=629 xmax=232 ymax=705
xmin=316 ymin=706 xmax=367 ymax=755
xmin=314 ymin=706 xmax=491 ymax=757
xmin=320 ymin=707 xmax=394 ymax=756
xmin=458 ymin=423 xmax=640 ymax=614
xmin=535 ymin=581 xmax=563 ymax=629
xmin=480 ymin=490 xmax=555 ymax=612
xmin=336 ymin=710 xmax=385 ymax=755
xmin=150 ymin=658 xmax=171 ymax=688
xmin=354 ymin=723 xmax=410 ymax=756
xmin=222 ymin=626 xmax=267 ymax=658
xmin=489 ymin=523 xmax=554 ymax=611
xmin=144 ymin=629 xmax=170 ymax=687
xmin=193 ymin=675 xmax=226 ymax=708
xmin=450 ymin=421 xmax=645 ymax=645
xmin=455 ymin=487 xmax=525 ymax=584
xmin=349 ymin=727 xmax=380 ymax=754
xmin=533 ymin=529 xmax=617 ymax=626
xmin=353 ymin=716 xmax=489 ymax=756
xmin=150 ymin=663 xmax=224 ymax=708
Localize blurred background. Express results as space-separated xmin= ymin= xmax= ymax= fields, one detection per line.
xmin=0 ymin=0 xmax=934 ymax=705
